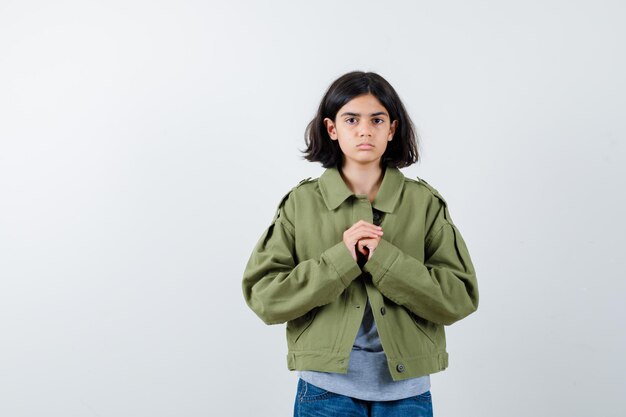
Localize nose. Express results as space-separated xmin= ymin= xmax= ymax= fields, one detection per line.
xmin=359 ymin=125 xmax=373 ymax=137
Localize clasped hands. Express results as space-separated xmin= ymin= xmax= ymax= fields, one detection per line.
xmin=343 ymin=220 xmax=383 ymax=262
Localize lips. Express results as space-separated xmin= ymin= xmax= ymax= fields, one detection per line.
xmin=357 ymin=144 xmax=374 ymax=149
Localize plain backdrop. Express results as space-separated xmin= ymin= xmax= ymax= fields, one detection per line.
xmin=1 ymin=1 xmax=625 ymax=416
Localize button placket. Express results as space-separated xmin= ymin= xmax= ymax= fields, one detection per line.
xmin=353 ymin=195 xmax=373 ymax=224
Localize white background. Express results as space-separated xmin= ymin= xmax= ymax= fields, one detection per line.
xmin=1 ymin=1 xmax=625 ymax=416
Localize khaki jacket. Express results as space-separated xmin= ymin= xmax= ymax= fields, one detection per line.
xmin=242 ymin=166 xmax=479 ymax=381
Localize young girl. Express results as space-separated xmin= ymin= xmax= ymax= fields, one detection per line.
xmin=242 ymin=71 xmax=479 ymax=417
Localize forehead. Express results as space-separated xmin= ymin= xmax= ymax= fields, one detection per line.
xmin=339 ymin=93 xmax=388 ymax=114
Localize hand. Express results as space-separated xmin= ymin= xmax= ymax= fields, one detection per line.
xmin=343 ymin=220 xmax=383 ymax=262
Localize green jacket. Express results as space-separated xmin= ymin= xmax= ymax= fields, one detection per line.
xmin=242 ymin=166 xmax=479 ymax=381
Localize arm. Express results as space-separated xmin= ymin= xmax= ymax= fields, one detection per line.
xmin=242 ymin=193 xmax=362 ymax=325
xmin=363 ymin=200 xmax=479 ymax=326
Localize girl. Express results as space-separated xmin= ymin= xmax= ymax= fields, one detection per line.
xmin=242 ymin=71 xmax=479 ymax=417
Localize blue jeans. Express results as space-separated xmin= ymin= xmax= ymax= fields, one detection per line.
xmin=293 ymin=378 xmax=433 ymax=417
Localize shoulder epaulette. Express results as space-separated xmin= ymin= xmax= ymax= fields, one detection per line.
xmin=416 ymin=176 xmax=447 ymax=207
xmin=271 ymin=177 xmax=315 ymax=223
xmin=416 ymin=176 xmax=459 ymax=226
xmin=297 ymin=176 xmax=313 ymax=186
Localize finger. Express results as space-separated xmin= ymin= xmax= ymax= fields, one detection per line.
xmin=348 ymin=230 xmax=383 ymax=242
xmin=355 ymin=240 xmax=364 ymax=255
xmin=358 ymin=224 xmax=383 ymax=233
xmin=358 ymin=239 xmax=373 ymax=256
xmin=345 ymin=227 xmax=384 ymax=236
xmin=348 ymin=222 xmax=383 ymax=233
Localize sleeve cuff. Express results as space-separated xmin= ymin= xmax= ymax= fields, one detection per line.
xmin=324 ymin=241 xmax=363 ymax=287
xmin=362 ymin=238 xmax=400 ymax=285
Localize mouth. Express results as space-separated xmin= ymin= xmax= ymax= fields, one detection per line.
xmin=357 ymin=144 xmax=374 ymax=149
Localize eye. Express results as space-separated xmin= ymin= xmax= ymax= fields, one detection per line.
xmin=373 ymin=118 xmax=385 ymax=124
xmin=345 ymin=117 xmax=357 ymax=125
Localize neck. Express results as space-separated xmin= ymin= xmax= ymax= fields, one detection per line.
xmin=339 ymin=161 xmax=386 ymax=201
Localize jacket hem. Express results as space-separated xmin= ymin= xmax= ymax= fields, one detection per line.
xmin=286 ymin=350 xmax=449 ymax=381
xmin=287 ymin=350 xmax=350 ymax=374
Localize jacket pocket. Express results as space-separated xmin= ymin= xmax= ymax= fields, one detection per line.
xmin=408 ymin=311 xmax=438 ymax=346
xmin=287 ymin=308 xmax=318 ymax=345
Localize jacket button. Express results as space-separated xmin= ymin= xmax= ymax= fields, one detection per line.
xmin=380 ymin=307 xmax=386 ymax=315
xmin=396 ymin=363 xmax=405 ymax=373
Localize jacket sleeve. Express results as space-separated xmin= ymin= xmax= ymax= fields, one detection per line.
xmin=362 ymin=194 xmax=479 ymax=326
xmin=242 ymin=190 xmax=363 ymax=325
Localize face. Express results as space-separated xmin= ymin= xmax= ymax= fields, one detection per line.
xmin=324 ymin=93 xmax=398 ymax=169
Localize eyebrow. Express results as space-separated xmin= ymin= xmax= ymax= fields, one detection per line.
xmin=339 ymin=111 xmax=389 ymax=118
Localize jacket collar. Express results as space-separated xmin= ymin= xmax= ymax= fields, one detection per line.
xmin=319 ymin=165 xmax=405 ymax=213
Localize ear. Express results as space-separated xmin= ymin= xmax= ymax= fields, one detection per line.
xmin=323 ymin=117 xmax=338 ymax=140
xmin=389 ymin=120 xmax=398 ymax=140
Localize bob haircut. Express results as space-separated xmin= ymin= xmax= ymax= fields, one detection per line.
xmin=301 ymin=71 xmax=420 ymax=169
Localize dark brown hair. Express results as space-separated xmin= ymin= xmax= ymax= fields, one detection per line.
xmin=300 ymin=71 xmax=420 ymax=168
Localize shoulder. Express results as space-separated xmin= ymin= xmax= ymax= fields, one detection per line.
xmin=409 ymin=176 xmax=462 ymax=229
xmin=404 ymin=174 xmax=457 ymax=227
xmin=271 ymin=176 xmax=319 ymax=221
xmin=404 ymin=175 xmax=448 ymax=208
xmin=280 ymin=176 xmax=318 ymax=204
xmin=295 ymin=176 xmax=318 ymax=191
